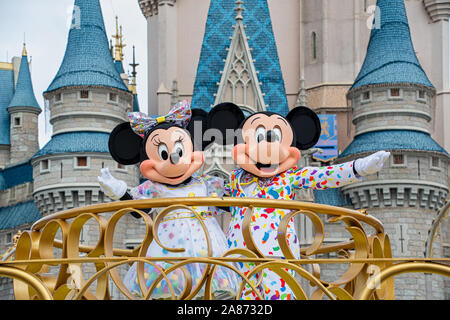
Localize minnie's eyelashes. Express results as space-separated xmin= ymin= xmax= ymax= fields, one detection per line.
xmin=152 ymin=138 xmax=162 ymax=147
xmin=153 ymin=135 xmax=184 ymax=148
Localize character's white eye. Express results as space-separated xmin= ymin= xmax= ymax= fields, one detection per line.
xmin=255 ymin=126 xmax=266 ymax=143
xmin=158 ymin=143 xmax=169 ymax=160
xmin=273 ymin=127 xmax=282 ymax=142
xmin=174 ymin=142 xmax=185 ymax=158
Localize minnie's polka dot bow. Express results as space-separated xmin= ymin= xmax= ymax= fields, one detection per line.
xmin=128 ymin=100 xmax=192 ymax=137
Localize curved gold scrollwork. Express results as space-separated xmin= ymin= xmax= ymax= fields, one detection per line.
xmin=0 ymin=197 xmax=448 ymax=300
xmin=360 ymin=262 xmax=450 ymax=300
xmin=0 ymin=266 xmax=53 ymax=300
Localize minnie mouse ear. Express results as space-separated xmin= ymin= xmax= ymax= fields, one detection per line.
xmin=187 ymin=108 xmax=209 ymax=150
xmin=207 ymin=102 xmax=245 ymax=145
xmin=286 ymin=106 xmax=321 ymax=150
xmin=108 ymin=122 xmax=143 ymax=165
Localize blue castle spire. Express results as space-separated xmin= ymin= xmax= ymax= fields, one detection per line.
xmin=351 ymin=0 xmax=433 ymax=91
xmin=191 ymin=0 xmax=289 ymax=115
xmin=8 ymin=45 xmax=41 ymax=111
xmin=341 ymin=0 xmax=446 ymax=158
xmin=45 ymin=0 xmax=129 ymax=93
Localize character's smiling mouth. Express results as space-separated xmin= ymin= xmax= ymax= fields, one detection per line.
xmin=255 ymin=162 xmax=279 ymax=173
xmin=164 ymin=173 xmax=185 ymax=180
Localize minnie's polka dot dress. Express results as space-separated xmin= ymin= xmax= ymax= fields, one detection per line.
xmin=123 ymin=174 xmax=239 ymax=299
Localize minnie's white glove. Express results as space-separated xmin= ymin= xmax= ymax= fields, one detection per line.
xmin=354 ymin=151 xmax=390 ymax=176
xmin=97 ymin=168 xmax=128 ymax=200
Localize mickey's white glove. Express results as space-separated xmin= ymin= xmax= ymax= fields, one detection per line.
xmin=354 ymin=151 xmax=390 ymax=176
xmin=98 ymin=168 xmax=128 ymax=200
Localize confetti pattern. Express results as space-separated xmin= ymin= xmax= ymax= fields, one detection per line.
xmin=125 ymin=174 xmax=239 ymax=299
xmin=225 ymin=161 xmax=361 ymax=300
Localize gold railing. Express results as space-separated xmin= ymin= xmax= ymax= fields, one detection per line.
xmin=0 ymin=197 xmax=449 ymax=300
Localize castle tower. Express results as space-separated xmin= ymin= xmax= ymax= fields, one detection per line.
xmin=423 ymin=0 xmax=450 ymax=151
xmin=7 ymin=44 xmax=41 ymax=165
xmin=338 ymin=0 xmax=448 ymax=299
xmin=0 ymin=60 xmax=15 ymax=169
xmin=139 ymin=0 xmax=177 ymax=115
xmin=31 ymin=0 xmax=139 ymax=215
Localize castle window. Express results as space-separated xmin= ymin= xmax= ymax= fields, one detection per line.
xmin=40 ymin=159 xmax=50 ymax=174
xmin=55 ymin=93 xmax=62 ymax=103
xmin=79 ymin=90 xmax=90 ymax=100
xmin=361 ymin=91 xmax=371 ymax=102
xmin=116 ymin=162 xmax=127 ymax=172
xmin=389 ymin=88 xmax=402 ymax=99
xmin=393 ymin=154 xmax=404 ymax=164
xmin=6 ymin=232 xmax=12 ymax=244
xmin=13 ymin=116 xmax=21 ymax=127
xmin=417 ymin=90 xmax=426 ymax=102
xmin=392 ymin=154 xmax=406 ymax=167
xmin=74 ymin=156 xmax=90 ymax=169
xmin=311 ymin=32 xmax=318 ymax=62
xmin=430 ymin=156 xmax=441 ymax=171
xmin=108 ymin=92 xmax=118 ymax=103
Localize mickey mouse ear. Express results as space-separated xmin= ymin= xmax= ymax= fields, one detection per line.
xmin=286 ymin=106 xmax=321 ymax=150
xmin=187 ymin=108 xmax=209 ymax=150
xmin=108 ymin=122 xmax=143 ymax=165
xmin=207 ymin=102 xmax=245 ymax=145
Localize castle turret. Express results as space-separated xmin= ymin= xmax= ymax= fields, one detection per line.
xmin=339 ymin=0 xmax=448 ymax=300
xmin=0 ymin=60 xmax=15 ymax=169
xmin=32 ymin=0 xmax=138 ymax=215
xmin=7 ymin=44 xmax=41 ymax=165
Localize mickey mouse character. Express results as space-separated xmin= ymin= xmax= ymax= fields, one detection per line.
xmin=208 ymin=102 xmax=390 ymax=300
xmin=98 ymin=100 xmax=238 ymax=299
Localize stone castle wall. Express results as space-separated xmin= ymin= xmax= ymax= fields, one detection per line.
xmin=48 ymin=88 xmax=133 ymax=135
xmin=8 ymin=109 xmax=40 ymax=165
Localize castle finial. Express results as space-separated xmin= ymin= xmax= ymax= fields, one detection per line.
xmin=113 ymin=16 xmax=126 ymax=62
xmin=22 ymin=42 xmax=27 ymax=57
xmin=129 ymin=45 xmax=139 ymax=94
xmin=234 ymin=0 xmax=244 ymax=22
xmin=120 ymin=25 xmax=126 ymax=61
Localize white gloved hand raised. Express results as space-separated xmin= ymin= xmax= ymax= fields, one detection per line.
xmin=97 ymin=168 xmax=128 ymax=200
xmin=354 ymin=151 xmax=390 ymax=176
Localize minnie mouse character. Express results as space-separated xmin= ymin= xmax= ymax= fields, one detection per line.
xmin=98 ymin=100 xmax=238 ymax=299
xmin=207 ymin=102 xmax=390 ymax=300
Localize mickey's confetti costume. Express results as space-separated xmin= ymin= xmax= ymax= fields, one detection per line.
xmin=208 ymin=102 xmax=390 ymax=300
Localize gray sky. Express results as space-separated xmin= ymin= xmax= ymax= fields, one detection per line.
xmin=0 ymin=0 xmax=148 ymax=147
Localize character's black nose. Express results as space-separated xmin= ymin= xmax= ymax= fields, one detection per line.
xmin=170 ymin=152 xmax=180 ymax=164
xmin=266 ymin=130 xmax=276 ymax=142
